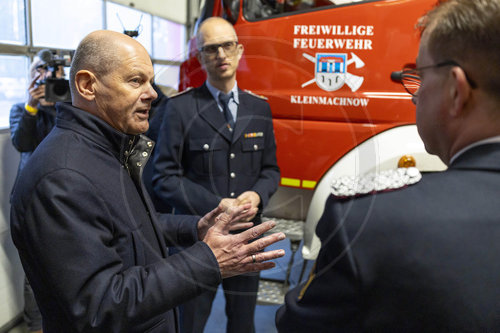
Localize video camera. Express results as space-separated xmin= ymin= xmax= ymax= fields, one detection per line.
xmin=35 ymin=49 xmax=73 ymax=103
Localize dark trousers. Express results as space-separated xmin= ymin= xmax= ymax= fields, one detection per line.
xmin=181 ymin=272 xmax=260 ymax=333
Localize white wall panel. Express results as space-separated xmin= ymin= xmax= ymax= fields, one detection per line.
xmin=0 ymin=130 xmax=23 ymax=329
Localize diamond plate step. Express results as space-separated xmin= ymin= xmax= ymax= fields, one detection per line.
xmin=258 ymin=217 xmax=305 ymax=305
xmin=257 ymin=279 xmax=287 ymax=305
xmin=261 ymin=217 xmax=304 ymax=242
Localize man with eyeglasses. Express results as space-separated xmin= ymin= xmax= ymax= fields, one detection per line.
xmin=276 ymin=0 xmax=500 ymax=331
xmin=152 ymin=17 xmax=280 ymax=333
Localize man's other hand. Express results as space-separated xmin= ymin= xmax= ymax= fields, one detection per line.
xmin=218 ymin=191 xmax=261 ymax=221
xmin=197 ymin=202 xmax=257 ymax=240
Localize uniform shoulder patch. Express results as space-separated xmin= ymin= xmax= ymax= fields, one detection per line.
xmin=330 ymin=167 xmax=422 ymax=199
xmin=243 ymin=89 xmax=268 ymax=100
xmin=170 ymin=87 xmax=193 ymax=98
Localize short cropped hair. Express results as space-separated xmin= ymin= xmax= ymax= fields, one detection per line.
xmin=69 ymin=35 xmax=119 ymax=96
xmin=419 ymin=0 xmax=500 ymax=99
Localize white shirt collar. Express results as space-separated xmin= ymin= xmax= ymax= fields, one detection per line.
xmin=205 ymin=80 xmax=239 ymax=105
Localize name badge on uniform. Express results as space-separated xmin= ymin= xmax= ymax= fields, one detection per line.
xmin=244 ymin=132 xmax=264 ymax=138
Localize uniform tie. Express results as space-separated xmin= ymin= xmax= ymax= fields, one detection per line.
xmin=219 ymin=92 xmax=235 ymax=130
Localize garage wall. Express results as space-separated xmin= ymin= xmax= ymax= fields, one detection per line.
xmin=110 ymin=0 xmax=189 ymax=24
xmin=0 ymin=130 xmax=23 ymax=330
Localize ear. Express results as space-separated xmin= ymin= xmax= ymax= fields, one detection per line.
xmin=74 ymin=70 xmax=96 ymax=101
xmin=196 ymin=51 xmax=207 ymax=71
xmin=449 ymin=66 xmax=472 ymax=117
xmin=237 ymin=43 xmax=244 ymax=59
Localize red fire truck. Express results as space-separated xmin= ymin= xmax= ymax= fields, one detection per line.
xmin=180 ymin=0 xmax=445 ymax=302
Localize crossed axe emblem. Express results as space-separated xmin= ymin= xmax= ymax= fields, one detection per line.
xmin=302 ymin=52 xmax=365 ymax=92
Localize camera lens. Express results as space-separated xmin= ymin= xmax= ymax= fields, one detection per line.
xmin=53 ymin=80 xmax=69 ymax=96
xmin=44 ymin=78 xmax=71 ymax=102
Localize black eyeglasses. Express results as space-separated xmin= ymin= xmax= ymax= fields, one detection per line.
xmin=391 ymin=60 xmax=477 ymax=97
xmin=198 ymin=41 xmax=238 ymax=56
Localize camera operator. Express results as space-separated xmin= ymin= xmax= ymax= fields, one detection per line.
xmin=9 ymin=55 xmax=64 ymax=333
xmin=10 ymin=55 xmax=64 ymax=173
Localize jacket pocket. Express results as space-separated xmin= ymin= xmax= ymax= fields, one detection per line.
xmin=189 ymin=138 xmax=226 ymax=175
xmin=241 ymin=137 xmax=264 ymax=173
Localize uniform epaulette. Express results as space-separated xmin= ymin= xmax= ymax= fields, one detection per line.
xmin=244 ymin=89 xmax=268 ymax=100
xmin=170 ymin=87 xmax=193 ymax=98
xmin=330 ymin=167 xmax=422 ymax=199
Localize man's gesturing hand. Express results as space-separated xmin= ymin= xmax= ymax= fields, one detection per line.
xmin=202 ymin=207 xmax=286 ymax=279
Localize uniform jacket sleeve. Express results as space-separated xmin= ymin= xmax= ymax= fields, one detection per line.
xmin=275 ymin=195 xmax=362 ymax=332
xmin=11 ymin=169 xmax=221 ymax=332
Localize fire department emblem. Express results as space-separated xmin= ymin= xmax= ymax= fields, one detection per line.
xmin=302 ymin=52 xmax=365 ymax=92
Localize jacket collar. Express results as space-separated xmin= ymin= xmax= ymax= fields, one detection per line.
xmin=205 ymin=80 xmax=240 ymax=105
xmin=232 ymin=90 xmax=253 ymax=141
xmin=196 ymin=83 xmax=252 ymax=142
xmin=449 ymin=142 xmax=500 ymax=172
xmin=196 ymin=84 xmax=233 ymax=141
xmin=54 ymin=102 xmax=154 ymax=169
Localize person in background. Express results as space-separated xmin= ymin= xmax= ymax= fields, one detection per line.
xmin=142 ymin=82 xmax=176 ymax=214
xmin=146 ymin=83 xmax=175 ymax=143
xmin=10 ymin=54 xmax=61 ymax=181
xmin=10 ymin=29 xmax=285 ymax=333
xmin=152 ymin=17 xmax=280 ymax=333
xmin=9 ymin=54 xmax=63 ymax=333
xmin=276 ymin=0 xmax=500 ymax=331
